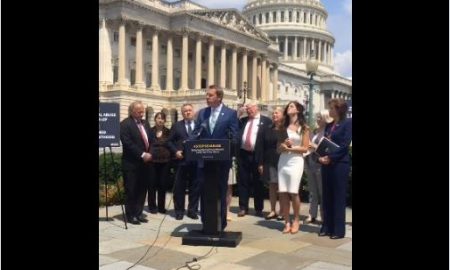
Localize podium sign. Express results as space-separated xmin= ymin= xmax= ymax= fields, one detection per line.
xmin=99 ymin=103 xmax=120 ymax=147
xmin=184 ymin=139 xmax=230 ymax=161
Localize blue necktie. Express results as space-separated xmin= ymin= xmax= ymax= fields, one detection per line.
xmin=187 ymin=120 xmax=193 ymax=135
xmin=209 ymin=109 xmax=217 ymax=134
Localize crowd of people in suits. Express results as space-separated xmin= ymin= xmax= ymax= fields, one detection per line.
xmin=119 ymin=85 xmax=352 ymax=239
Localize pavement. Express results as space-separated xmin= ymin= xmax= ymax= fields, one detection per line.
xmin=99 ymin=194 xmax=352 ymax=270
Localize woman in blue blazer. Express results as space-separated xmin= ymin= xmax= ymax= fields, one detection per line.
xmin=318 ymin=99 xmax=352 ymax=239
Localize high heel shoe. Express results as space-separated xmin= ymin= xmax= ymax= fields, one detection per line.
xmin=226 ymin=212 xmax=233 ymax=221
xmin=290 ymin=221 xmax=300 ymax=234
xmin=265 ymin=211 xmax=277 ymax=220
xmin=282 ymin=223 xmax=291 ymax=234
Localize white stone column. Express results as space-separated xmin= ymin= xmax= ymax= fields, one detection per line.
xmin=151 ymin=29 xmax=160 ymax=90
xmin=251 ymin=53 xmax=257 ymax=100
xmin=181 ymin=31 xmax=188 ymax=90
xmin=320 ymin=91 xmax=325 ymax=111
xmin=207 ymin=38 xmax=215 ymax=86
xmin=273 ymin=65 xmax=278 ymax=100
xmin=323 ymin=42 xmax=327 ymax=64
xmin=318 ymin=40 xmax=322 ymax=63
xmin=275 ymin=36 xmax=279 ymax=43
xmin=257 ymin=58 xmax=261 ymax=99
xmin=231 ymin=46 xmax=237 ymax=90
xmin=329 ymin=43 xmax=332 ymax=65
xmin=303 ymin=37 xmax=307 ymax=60
xmin=293 ymin=36 xmax=298 ymax=60
xmin=135 ymin=25 xmax=145 ymax=89
xmin=99 ymin=19 xmax=113 ymax=86
xmin=331 ymin=45 xmax=334 ymax=66
xmin=266 ymin=63 xmax=270 ymax=100
xmin=195 ymin=35 xmax=202 ymax=89
xmin=242 ymin=49 xmax=248 ymax=89
xmin=261 ymin=56 xmax=267 ymax=101
xmin=220 ymin=43 xmax=227 ymax=88
xmin=284 ymin=36 xmax=288 ymax=60
xmin=166 ymin=35 xmax=173 ymax=91
xmin=118 ymin=21 xmax=129 ymax=86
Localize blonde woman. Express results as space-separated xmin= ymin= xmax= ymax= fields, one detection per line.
xmin=256 ymin=106 xmax=285 ymax=220
xmin=304 ymin=110 xmax=333 ymax=223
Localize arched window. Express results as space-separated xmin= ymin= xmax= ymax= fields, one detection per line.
xmin=145 ymin=107 xmax=154 ymax=126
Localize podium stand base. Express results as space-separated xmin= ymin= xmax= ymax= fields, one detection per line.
xmin=182 ymin=230 xmax=242 ymax=247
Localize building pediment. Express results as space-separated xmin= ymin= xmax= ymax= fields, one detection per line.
xmin=188 ymin=9 xmax=271 ymax=43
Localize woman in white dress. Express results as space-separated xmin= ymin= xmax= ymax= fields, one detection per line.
xmin=278 ymin=101 xmax=310 ymax=234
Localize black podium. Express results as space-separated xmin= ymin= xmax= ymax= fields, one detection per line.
xmin=181 ymin=139 xmax=242 ymax=247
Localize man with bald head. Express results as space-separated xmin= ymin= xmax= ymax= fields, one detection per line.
xmin=120 ymin=101 xmax=156 ymax=225
xmin=237 ymin=102 xmax=272 ymax=217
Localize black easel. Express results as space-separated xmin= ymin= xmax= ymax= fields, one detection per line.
xmin=101 ymin=146 xmax=128 ymax=229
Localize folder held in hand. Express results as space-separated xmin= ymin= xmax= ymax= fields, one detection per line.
xmin=315 ymin=137 xmax=340 ymax=157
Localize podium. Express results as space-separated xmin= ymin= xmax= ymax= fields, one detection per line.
xmin=181 ymin=139 xmax=242 ymax=247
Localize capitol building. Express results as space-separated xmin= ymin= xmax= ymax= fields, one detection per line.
xmin=99 ymin=0 xmax=352 ymax=125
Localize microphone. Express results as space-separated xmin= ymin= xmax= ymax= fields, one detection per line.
xmin=191 ymin=121 xmax=208 ymax=139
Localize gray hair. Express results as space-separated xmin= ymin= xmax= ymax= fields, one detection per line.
xmin=128 ymin=101 xmax=144 ymax=116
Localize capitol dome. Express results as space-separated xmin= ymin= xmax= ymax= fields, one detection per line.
xmin=242 ymin=0 xmax=335 ymax=74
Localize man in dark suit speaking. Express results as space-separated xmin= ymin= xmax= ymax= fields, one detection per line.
xmin=194 ymin=85 xmax=239 ymax=231
xmin=120 ymin=101 xmax=155 ymax=225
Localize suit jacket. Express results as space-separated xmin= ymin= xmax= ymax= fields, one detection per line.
xmin=194 ymin=104 xmax=239 ymax=158
xmin=150 ymin=126 xmax=171 ymax=163
xmin=239 ymin=115 xmax=272 ymax=165
xmin=120 ymin=117 xmax=156 ymax=170
xmin=256 ymin=123 xmax=283 ymax=168
xmin=324 ymin=118 xmax=352 ymax=163
xmin=194 ymin=105 xmax=238 ymax=141
xmin=167 ymin=120 xmax=195 ymax=164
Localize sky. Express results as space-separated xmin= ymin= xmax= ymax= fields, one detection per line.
xmin=182 ymin=0 xmax=352 ymax=79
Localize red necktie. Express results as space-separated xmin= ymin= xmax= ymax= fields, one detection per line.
xmin=137 ymin=123 xmax=150 ymax=152
xmin=244 ymin=118 xmax=254 ymax=151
